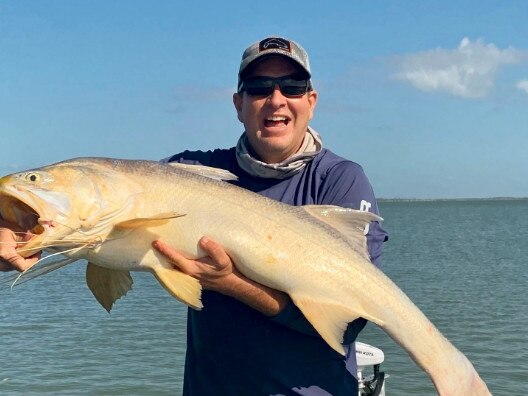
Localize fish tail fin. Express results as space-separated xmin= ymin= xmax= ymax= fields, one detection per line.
xmin=151 ymin=267 xmax=203 ymax=310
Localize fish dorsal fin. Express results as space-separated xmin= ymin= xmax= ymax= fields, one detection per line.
xmin=114 ymin=212 xmax=186 ymax=229
xmin=167 ymin=163 xmax=238 ymax=181
xmin=290 ymin=294 xmax=384 ymax=356
xmin=151 ymin=266 xmax=203 ymax=310
xmin=301 ymin=205 xmax=381 ymax=261
xmin=86 ymin=262 xmax=133 ymax=312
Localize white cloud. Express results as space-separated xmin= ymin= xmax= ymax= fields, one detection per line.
xmin=394 ymin=38 xmax=527 ymax=98
xmin=516 ymin=79 xmax=528 ymax=94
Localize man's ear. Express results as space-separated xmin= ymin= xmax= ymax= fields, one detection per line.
xmin=233 ymin=92 xmax=244 ymax=123
xmin=307 ymin=90 xmax=318 ymax=120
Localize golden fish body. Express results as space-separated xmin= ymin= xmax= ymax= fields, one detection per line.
xmin=0 ymin=158 xmax=491 ymax=395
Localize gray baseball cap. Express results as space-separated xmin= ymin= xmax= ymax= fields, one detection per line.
xmin=238 ymin=37 xmax=311 ymax=89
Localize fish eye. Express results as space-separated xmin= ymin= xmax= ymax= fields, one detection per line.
xmin=25 ymin=173 xmax=40 ymax=183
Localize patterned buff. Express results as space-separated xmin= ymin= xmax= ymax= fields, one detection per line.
xmin=236 ymin=127 xmax=323 ymax=179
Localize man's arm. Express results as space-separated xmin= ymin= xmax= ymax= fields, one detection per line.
xmin=152 ymin=237 xmax=289 ymax=316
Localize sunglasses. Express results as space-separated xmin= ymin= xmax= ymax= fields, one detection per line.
xmin=239 ymin=76 xmax=312 ymax=98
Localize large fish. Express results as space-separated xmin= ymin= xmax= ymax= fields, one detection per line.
xmin=0 ymin=158 xmax=491 ymax=395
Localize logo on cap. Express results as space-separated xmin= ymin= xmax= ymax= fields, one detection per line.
xmin=259 ymin=37 xmax=291 ymax=53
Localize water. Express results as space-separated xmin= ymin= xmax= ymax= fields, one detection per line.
xmin=358 ymin=199 xmax=528 ymax=395
xmin=1 ymin=199 xmax=527 ymax=395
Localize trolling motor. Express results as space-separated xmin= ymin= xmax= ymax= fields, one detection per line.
xmin=356 ymin=342 xmax=387 ymax=396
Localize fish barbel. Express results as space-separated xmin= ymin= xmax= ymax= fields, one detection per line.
xmin=0 ymin=157 xmax=491 ymax=395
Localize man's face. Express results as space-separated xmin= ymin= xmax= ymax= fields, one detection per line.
xmin=233 ymin=56 xmax=318 ymax=164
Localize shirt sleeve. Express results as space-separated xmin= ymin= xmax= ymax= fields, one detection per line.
xmin=318 ymin=161 xmax=388 ymax=266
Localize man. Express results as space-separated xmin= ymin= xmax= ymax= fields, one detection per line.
xmin=1 ymin=37 xmax=388 ymax=395
xmin=153 ymin=37 xmax=388 ymax=395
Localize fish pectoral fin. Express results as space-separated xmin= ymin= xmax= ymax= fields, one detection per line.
xmin=301 ymin=205 xmax=382 ymax=261
xmin=114 ymin=212 xmax=186 ymax=229
xmin=151 ymin=267 xmax=203 ymax=310
xmin=166 ymin=162 xmax=238 ymax=181
xmin=86 ymin=262 xmax=133 ymax=313
xmin=291 ymin=294 xmax=379 ymax=356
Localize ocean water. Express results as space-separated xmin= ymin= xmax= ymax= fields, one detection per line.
xmin=358 ymin=199 xmax=528 ymax=395
xmin=1 ymin=199 xmax=527 ymax=395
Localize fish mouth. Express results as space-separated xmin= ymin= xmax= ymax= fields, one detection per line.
xmin=0 ymin=189 xmax=48 ymax=256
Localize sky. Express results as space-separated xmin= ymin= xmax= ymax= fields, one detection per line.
xmin=1 ymin=1 xmax=527 ymax=199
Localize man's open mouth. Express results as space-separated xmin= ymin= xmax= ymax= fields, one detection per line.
xmin=264 ymin=116 xmax=289 ymax=128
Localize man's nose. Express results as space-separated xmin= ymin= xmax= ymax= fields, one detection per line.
xmin=268 ymin=84 xmax=287 ymax=106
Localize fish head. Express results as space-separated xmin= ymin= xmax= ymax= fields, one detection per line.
xmin=0 ymin=158 xmax=139 ymax=257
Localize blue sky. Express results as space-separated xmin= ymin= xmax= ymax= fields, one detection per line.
xmin=1 ymin=1 xmax=527 ymax=199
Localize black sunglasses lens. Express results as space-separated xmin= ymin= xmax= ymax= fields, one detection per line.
xmin=245 ymin=86 xmax=274 ymax=96
xmin=242 ymin=77 xmax=272 ymax=96
xmin=243 ymin=77 xmax=308 ymax=97
xmin=280 ymin=79 xmax=308 ymax=96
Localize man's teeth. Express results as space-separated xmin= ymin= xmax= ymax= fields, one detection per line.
xmin=265 ymin=116 xmax=289 ymax=127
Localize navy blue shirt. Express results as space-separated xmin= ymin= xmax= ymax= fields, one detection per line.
xmin=166 ymin=147 xmax=388 ymax=396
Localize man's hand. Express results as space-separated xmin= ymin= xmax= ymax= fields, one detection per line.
xmin=0 ymin=222 xmax=41 ymax=272
xmin=152 ymin=237 xmax=289 ymax=316
xmin=152 ymin=236 xmax=240 ymax=294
